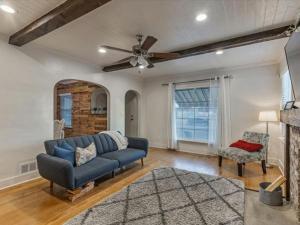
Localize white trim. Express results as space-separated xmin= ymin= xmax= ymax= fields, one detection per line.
xmin=59 ymin=93 xmax=72 ymax=96
xmin=0 ymin=171 xmax=40 ymax=190
xmin=177 ymin=148 xmax=216 ymax=156
xmin=178 ymin=139 xmax=208 ymax=144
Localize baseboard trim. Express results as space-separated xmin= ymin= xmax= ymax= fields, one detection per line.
xmin=0 ymin=171 xmax=40 ymax=190
xmin=176 ymin=148 xmax=216 ymax=156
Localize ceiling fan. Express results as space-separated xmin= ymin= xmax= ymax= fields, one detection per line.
xmin=102 ymin=34 xmax=180 ymax=69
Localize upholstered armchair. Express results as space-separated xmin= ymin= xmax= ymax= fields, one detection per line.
xmin=217 ymin=131 xmax=270 ymax=176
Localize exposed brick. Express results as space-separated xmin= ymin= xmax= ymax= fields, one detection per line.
xmin=56 ymin=81 xmax=108 ymax=137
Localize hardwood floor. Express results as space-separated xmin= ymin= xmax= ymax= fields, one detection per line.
xmin=0 ymin=148 xmax=282 ymax=225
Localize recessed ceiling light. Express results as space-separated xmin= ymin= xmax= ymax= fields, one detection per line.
xmin=0 ymin=4 xmax=15 ymax=14
xmin=98 ymin=47 xmax=107 ymax=53
xmin=216 ymin=50 xmax=224 ymax=55
xmin=138 ymin=65 xmax=145 ymax=69
xmin=195 ymin=13 xmax=207 ymax=22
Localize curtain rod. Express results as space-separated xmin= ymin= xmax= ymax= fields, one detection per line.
xmin=161 ymin=75 xmax=231 ymax=86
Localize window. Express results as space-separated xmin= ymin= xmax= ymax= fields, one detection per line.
xmin=281 ymin=70 xmax=292 ymax=109
xmin=175 ymin=87 xmax=210 ymax=142
xmin=60 ymin=94 xmax=72 ymax=128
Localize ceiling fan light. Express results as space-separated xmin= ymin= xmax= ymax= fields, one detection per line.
xmin=130 ymin=57 xmax=138 ymax=66
xmin=138 ymin=56 xmax=149 ymax=67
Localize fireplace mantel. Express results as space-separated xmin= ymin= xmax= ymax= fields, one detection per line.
xmin=280 ymin=109 xmax=300 ymax=126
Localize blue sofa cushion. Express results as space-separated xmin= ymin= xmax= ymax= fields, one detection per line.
xmin=101 ymin=148 xmax=146 ymax=167
xmin=74 ymin=157 xmax=119 ymax=188
xmin=44 ymin=135 xmax=94 ymax=156
xmin=92 ymin=134 xmax=118 ymax=155
xmin=54 ymin=145 xmax=75 ymax=166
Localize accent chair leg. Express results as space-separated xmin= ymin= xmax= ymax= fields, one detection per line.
xmin=112 ymin=170 xmax=115 ymax=178
xmin=261 ymin=160 xmax=267 ymax=174
xmin=218 ymin=156 xmax=223 ymax=167
xmin=237 ymin=163 xmax=243 ymax=177
xmin=50 ymin=181 xmax=54 ymax=193
xmin=141 ymin=158 xmax=144 ymax=167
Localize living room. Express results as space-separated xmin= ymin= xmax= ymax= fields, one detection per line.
xmin=0 ymin=0 xmax=299 ymax=224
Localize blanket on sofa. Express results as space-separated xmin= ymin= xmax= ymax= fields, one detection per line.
xmin=100 ymin=131 xmax=128 ymax=150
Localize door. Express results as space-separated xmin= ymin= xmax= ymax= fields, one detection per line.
xmin=125 ymin=91 xmax=139 ymax=137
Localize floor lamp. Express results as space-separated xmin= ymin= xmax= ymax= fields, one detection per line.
xmin=258 ymin=111 xmax=278 ymax=167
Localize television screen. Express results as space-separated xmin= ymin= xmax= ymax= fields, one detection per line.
xmin=285 ymin=30 xmax=300 ymax=102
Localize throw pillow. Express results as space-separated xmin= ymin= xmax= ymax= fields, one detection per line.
xmin=75 ymin=142 xmax=97 ymax=167
xmin=54 ymin=145 xmax=75 ymax=165
xmin=60 ymin=141 xmax=74 ymax=151
xmin=230 ymin=140 xmax=263 ymax=152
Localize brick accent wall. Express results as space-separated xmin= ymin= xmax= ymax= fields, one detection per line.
xmin=290 ymin=126 xmax=300 ymax=219
xmin=56 ymin=81 xmax=107 ymax=137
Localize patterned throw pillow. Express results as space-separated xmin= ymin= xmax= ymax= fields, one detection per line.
xmin=75 ymin=142 xmax=97 ymax=167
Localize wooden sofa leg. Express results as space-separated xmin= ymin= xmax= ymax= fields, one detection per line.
xmin=112 ymin=170 xmax=115 ymax=178
xmin=218 ymin=156 xmax=223 ymax=167
xmin=50 ymin=181 xmax=54 ymax=193
xmin=261 ymin=160 xmax=267 ymax=174
xmin=141 ymin=158 xmax=144 ymax=167
xmin=237 ymin=163 xmax=243 ymax=177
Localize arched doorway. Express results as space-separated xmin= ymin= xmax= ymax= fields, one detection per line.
xmin=125 ymin=90 xmax=139 ymax=137
xmin=54 ymin=79 xmax=110 ymax=138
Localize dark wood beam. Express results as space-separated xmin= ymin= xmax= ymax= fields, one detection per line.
xmin=9 ymin=0 xmax=112 ymax=46
xmin=103 ymin=25 xmax=292 ymax=72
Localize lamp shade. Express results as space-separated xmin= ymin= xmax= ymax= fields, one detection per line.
xmin=258 ymin=111 xmax=278 ymax=122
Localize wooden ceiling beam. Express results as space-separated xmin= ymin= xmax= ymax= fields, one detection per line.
xmin=9 ymin=0 xmax=112 ymax=46
xmin=102 ymin=25 xmax=292 ymax=72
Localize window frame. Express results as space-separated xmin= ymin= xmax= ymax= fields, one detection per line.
xmin=59 ymin=93 xmax=72 ymax=128
xmin=175 ymin=86 xmax=210 ymax=143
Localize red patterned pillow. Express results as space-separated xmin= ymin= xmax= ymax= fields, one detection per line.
xmin=230 ymin=140 xmax=263 ymax=152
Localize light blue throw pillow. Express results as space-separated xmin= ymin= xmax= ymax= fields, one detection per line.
xmin=54 ymin=143 xmax=75 ymax=165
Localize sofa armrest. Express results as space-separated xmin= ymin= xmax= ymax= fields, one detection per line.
xmin=127 ymin=137 xmax=149 ymax=155
xmin=37 ymin=153 xmax=75 ymax=189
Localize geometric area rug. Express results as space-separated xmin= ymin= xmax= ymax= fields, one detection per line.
xmin=65 ymin=167 xmax=245 ymax=225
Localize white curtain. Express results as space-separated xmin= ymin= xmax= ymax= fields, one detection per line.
xmin=167 ymin=83 xmax=177 ymax=149
xmin=208 ymin=76 xmax=231 ymax=152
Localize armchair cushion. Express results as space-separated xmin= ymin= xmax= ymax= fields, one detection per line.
xmin=218 ymin=147 xmax=263 ymax=163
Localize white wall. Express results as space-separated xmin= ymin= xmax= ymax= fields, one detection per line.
xmin=0 ymin=35 xmax=143 ymax=188
xmin=142 ymin=64 xmax=282 ymax=167
xmin=0 ymin=32 xmax=284 ymax=188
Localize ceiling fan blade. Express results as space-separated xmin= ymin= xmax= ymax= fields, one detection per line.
xmin=150 ymin=52 xmax=180 ymax=59
xmin=102 ymin=45 xmax=133 ymax=54
xmin=141 ymin=36 xmax=158 ymax=50
xmin=114 ymin=56 xmax=133 ymax=64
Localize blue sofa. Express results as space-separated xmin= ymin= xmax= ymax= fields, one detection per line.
xmin=37 ymin=134 xmax=148 ymax=190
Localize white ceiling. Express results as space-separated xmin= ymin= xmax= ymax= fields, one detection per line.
xmin=0 ymin=0 xmax=299 ymax=77
xmin=0 ymin=0 xmax=65 ymax=35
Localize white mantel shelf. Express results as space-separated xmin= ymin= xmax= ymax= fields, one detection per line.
xmin=280 ymin=109 xmax=300 ymax=127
